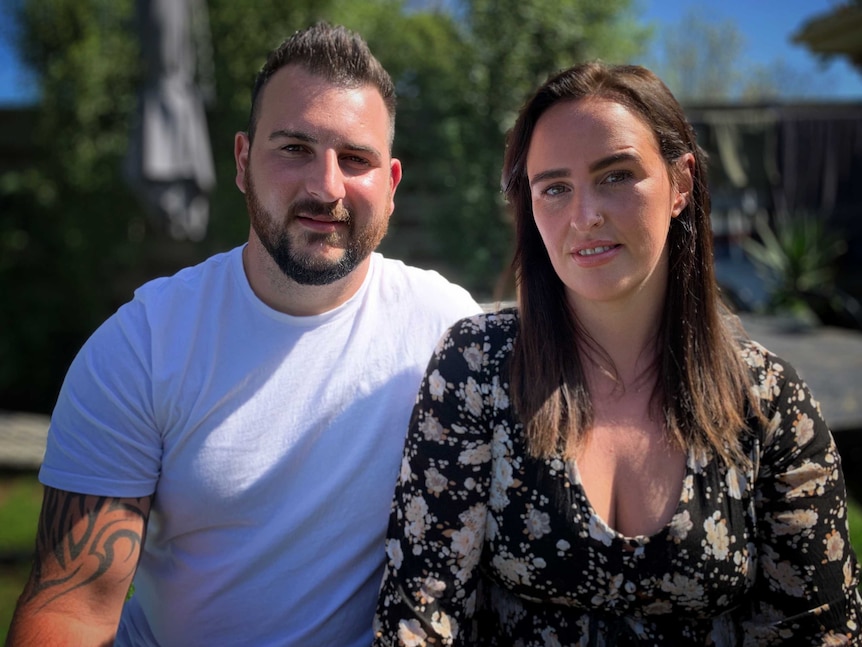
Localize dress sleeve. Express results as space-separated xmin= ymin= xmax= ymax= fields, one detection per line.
xmin=373 ymin=317 xmax=495 ymax=647
xmin=741 ymin=344 xmax=862 ymax=644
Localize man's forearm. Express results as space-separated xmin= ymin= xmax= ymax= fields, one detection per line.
xmin=6 ymin=607 xmax=117 ymax=647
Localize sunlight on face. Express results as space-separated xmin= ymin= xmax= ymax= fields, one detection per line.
xmin=526 ymin=98 xmax=688 ymax=312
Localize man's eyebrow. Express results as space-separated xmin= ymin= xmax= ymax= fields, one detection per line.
xmin=268 ymin=129 xmax=315 ymax=143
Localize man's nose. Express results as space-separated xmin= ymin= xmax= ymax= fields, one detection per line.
xmin=307 ymin=151 xmax=346 ymax=202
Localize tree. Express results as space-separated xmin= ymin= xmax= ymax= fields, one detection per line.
xmin=1 ymin=0 xmax=647 ymax=411
xmin=393 ymin=0 xmax=648 ymax=295
xmin=645 ymin=7 xmax=830 ymax=103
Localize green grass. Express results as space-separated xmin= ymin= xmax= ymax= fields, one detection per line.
xmin=850 ymin=497 xmax=862 ymax=558
xmin=0 ymin=470 xmax=41 ymax=643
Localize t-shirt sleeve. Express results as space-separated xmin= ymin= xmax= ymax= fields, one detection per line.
xmin=39 ymin=297 xmax=161 ymax=498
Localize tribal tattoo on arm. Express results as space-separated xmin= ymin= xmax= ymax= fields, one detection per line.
xmin=20 ymin=487 xmax=153 ymax=612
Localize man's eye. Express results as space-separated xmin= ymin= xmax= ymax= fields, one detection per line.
xmin=344 ymin=155 xmax=370 ymax=166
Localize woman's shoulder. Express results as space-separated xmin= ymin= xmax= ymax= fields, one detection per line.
xmin=738 ymin=338 xmax=803 ymax=385
xmin=447 ymin=306 xmax=520 ymax=340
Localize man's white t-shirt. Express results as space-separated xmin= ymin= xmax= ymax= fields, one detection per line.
xmin=40 ymin=247 xmax=482 ymax=647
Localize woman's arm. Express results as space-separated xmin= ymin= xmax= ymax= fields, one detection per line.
xmin=374 ymin=318 xmax=497 ymax=647
xmin=744 ymin=347 xmax=862 ymax=644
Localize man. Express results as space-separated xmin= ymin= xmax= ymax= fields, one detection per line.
xmin=7 ymin=23 xmax=481 ymax=647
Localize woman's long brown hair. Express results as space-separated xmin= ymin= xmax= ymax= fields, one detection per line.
xmin=502 ymin=61 xmax=761 ymax=465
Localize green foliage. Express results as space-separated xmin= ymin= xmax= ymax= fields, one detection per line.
xmin=1 ymin=0 xmax=646 ymax=412
xmin=0 ymin=472 xmax=42 ymax=554
xmin=743 ymin=212 xmax=848 ymax=322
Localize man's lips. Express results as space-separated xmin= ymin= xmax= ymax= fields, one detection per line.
xmin=296 ymin=215 xmax=348 ymax=232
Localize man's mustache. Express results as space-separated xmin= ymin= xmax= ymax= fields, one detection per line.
xmin=289 ymin=199 xmax=351 ymax=222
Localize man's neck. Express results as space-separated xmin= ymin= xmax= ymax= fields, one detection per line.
xmin=242 ymin=240 xmax=371 ymax=316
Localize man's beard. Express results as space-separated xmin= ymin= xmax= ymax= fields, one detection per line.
xmin=244 ymin=169 xmax=389 ymax=286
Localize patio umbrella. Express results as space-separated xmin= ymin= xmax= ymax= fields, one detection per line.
xmin=125 ymin=0 xmax=216 ymax=241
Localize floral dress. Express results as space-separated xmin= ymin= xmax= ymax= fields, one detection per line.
xmin=372 ymin=311 xmax=862 ymax=646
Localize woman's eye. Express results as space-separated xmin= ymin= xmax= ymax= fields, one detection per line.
xmin=603 ymin=170 xmax=632 ymax=184
xmin=542 ymin=184 xmax=568 ymax=197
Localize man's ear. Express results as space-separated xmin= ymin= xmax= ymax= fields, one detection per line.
xmin=234 ymin=132 xmax=250 ymax=194
xmin=388 ymin=157 xmax=403 ymax=214
xmin=671 ymin=152 xmax=695 ymax=218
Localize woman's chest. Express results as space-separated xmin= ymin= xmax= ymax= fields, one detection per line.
xmin=483 ymin=430 xmax=760 ymax=618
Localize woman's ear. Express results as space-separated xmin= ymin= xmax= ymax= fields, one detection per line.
xmin=671 ymin=153 xmax=695 ymax=218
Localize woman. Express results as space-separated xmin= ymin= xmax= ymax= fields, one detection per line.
xmin=372 ymin=61 xmax=862 ymax=645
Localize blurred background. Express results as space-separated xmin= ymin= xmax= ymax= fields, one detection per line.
xmin=0 ymin=0 xmax=861 ymax=415
xmin=0 ymin=0 xmax=861 ymax=637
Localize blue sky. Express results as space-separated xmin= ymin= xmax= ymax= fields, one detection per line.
xmin=638 ymin=0 xmax=862 ymax=99
xmin=0 ymin=0 xmax=860 ymax=105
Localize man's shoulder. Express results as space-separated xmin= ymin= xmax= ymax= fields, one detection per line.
xmin=372 ymin=254 xmax=477 ymax=304
xmin=133 ymin=246 xmax=242 ymax=304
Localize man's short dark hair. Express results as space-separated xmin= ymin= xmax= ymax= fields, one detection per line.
xmin=247 ymin=22 xmax=396 ymax=146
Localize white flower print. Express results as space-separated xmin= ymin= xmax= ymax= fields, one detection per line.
xmin=525 ymin=507 xmax=551 ymax=539
xmin=845 ymin=559 xmax=856 ymax=588
xmin=761 ymin=545 xmax=806 ymax=597
xmin=643 ymin=599 xmax=673 ymax=615
xmin=704 ymin=512 xmax=730 ymax=560
xmin=769 ymin=508 xmax=818 ymax=536
xmin=588 ymin=514 xmax=614 ymax=547
xmin=373 ymin=322 xmax=862 ymax=646
xmin=491 ymin=377 xmax=509 ymax=410
xmin=590 ymin=571 xmax=624 ymax=607
xmin=490 ymin=457 xmax=514 ymax=510
xmin=419 ymin=576 xmax=447 ymax=604
xmin=460 ymin=502 xmax=487 ymax=532
xmin=777 ymin=460 xmax=830 ymax=499
xmin=463 ymin=377 xmax=483 ymax=417
xmin=424 ymin=467 xmax=448 ymax=496
xmin=386 ymin=538 xmax=404 ymax=570
xmin=486 ymin=513 xmax=499 ymax=542
xmin=405 ymin=495 xmax=430 ymax=542
xmin=397 ymin=618 xmax=428 ymax=646
xmin=733 ymin=543 xmax=757 ymax=582
xmin=825 ymin=530 xmax=846 ymax=562
xmin=492 ymin=554 xmax=533 ymax=586
xmin=724 ymin=465 xmax=747 ymax=500
xmin=418 ymin=414 xmax=445 ymax=442
xmin=462 ymin=343 xmax=487 ymax=371
xmin=459 ymin=443 xmax=491 ymax=465
xmin=679 ymin=474 xmax=695 ymax=504
xmin=428 ymin=369 xmax=447 ymax=402
xmin=793 ymin=412 xmax=815 ymax=446
xmin=540 ymin=626 xmax=562 ymax=647
xmin=430 ymin=611 xmax=457 ymax=642
xmin=660 ymin=573 xmax=705 ymax=603
xmin=688 ymin=449 xmax=711 ymax=474
xmin=669 ymin=509 xmax=693 ymax=542
xmin=400 ymin=456 xmax=413 ymax=485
